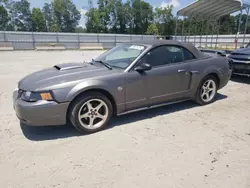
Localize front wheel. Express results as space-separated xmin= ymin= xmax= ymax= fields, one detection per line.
xmin=195 ymin=76 xmax=218 ymax=105
xmin=69 ymin=92 xmax=113 ymax=133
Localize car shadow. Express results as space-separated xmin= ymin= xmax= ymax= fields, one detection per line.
xmin=20 ymin=123 xmax=82 ymax=141
xmin=231 ymin=75 xmax=250 ymax=84
xmin=20 ymin=93 xmax=227 ymax=141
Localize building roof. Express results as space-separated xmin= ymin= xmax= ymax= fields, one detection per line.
xmin=177 ymin=0 xmax=248 ymax=19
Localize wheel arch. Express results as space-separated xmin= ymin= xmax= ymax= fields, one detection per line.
xmin=66 ymin=88 xmax=117 ymax=122
xmin=204 ymin=72 xmax=220 ymax=86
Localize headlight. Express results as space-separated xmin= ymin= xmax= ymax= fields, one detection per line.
xmin=21 ymin=91 xmax=54 ymax=102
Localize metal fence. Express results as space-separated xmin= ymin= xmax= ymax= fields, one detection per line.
xmin=0 ymin=31 xmax=156 ymax=50
xmin=176 ymin=34 xmax=250 ymax=49
xmin=1 ymin=31 xmax=250 ymax=50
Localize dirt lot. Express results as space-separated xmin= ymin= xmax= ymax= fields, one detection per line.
xmin=0 ymin=51 xmax=250 ymax=188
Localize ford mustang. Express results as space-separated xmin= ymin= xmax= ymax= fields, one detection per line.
xmin=13 ymin=40 xmax=232 ymax=133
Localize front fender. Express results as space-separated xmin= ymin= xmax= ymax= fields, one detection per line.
xmin=66 ymin=80 xmax=112 ymax=101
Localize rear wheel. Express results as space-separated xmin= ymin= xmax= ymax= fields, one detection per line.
xmin=69 ymin=92 xmax=113 ymax=133
xmin=195 ymin=76 xmax=218 ymax=105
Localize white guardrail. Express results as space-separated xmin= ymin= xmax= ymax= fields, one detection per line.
xmin=0 ymin=31 xmax=156 ymax=50
xmin=0 ymin=31 xmax=249 ymax=50
xmin=176 ymin=34 xmax=250 ymax=49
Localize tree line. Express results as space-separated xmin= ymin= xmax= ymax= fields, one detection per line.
xmin=85 ymin=0 xmax=175 ymax=36
xmin=0 ymin=0 xmax=249 ymax=36
xmin=0 ymin=0 xmax=81 ymax=32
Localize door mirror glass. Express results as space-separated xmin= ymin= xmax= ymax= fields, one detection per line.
xmin=134 ymin=63 xmax=152 ymax=72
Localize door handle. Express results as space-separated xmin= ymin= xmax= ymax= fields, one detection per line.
xmin=178 ymin=69 xmax=186 ymax=73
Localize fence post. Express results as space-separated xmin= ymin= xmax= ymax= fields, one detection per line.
xmin=3 ymin=31 xmax=7 ymax=42
xmin=243 ymin=7 xmax=250 ymax=46
xmin=215 ymin=19 xmax=221 ymax=49
xmin=210 ymin=20 xmax=215 ymax=48
xmin=115 ymin=34 xmax=117 ymax=46
xmin=56 ymin=32 xmax=59 ymax=43
xmin=78 ymin=33 xmax=80 ymax=49
xmin=175 ymin=16 xmax=179 ymax=40
xmin=181 ymin=18 xmax=185 ymax=42
xmin=206 ymin=19 xmax=210 ymax=47
xmin=97 ymin=33 xmax=100 ymax=43
xmin=236 ymin=7 xmax=243 ymax=49
xmin=32 ymin=32 xmax=35 ymax=50
xmin=130 ymin=35 xmax=132 ymax=41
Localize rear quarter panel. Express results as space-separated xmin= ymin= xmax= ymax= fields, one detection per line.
xmin=188 ymin=56 xmax=230 ymax=94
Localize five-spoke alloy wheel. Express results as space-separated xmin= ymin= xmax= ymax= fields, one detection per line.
xmin=195 ymin=76 xmax=218 ymax=105
xmin=78 ymin=99 xmax=108 ymax=129
xmin=69 ymin=92 xmax=113 ymax=133
xmin=200 ymin=79 xmax=216 ymax=103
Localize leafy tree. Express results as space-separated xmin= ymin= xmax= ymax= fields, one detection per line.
xmin=75 ymin=26 xmax=86 ymax=33
xmin=117 ymin=0 xmax=129 ymax=33
xmin=124 ymin=0 xmax=153 ymax=34
xmin=43 ymin=3 xmax=53 ymax=32
xmin=122 ymin=1 xmax=133 ymax=33
xmin=140 ymin=1 xmax=153 ymax=34
xmin=52 ymin=0 xmax=81 ymax=32
xmin=97 ymin=0 xmax=110 ymax=33
xmin=146 ymin=23 xmax=158 ymax=35
xmin=31 ymin=8 xmax=46 ymax=32
xmin=154 ymin=5 xmax=173 ymax=36
xmin=10 ymin=0 xmax=32 ymax=31
xmin=131 ymin=0 xmax=142 ymax=34
xmin=2 ymin=0 xmax=249 ymax=37
xmin=85 ymin=8 xmax=100 ymax=33
xmin=108 ymin=0 xmax=130 ymax=34
xmin=0 ymin=3 xmax=9 ymax=30
xmin=108 ymin=0 xmax=120 ymax=33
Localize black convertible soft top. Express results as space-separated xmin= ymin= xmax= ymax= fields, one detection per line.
xmin=127 ymin=40 xmax=207 ymax=59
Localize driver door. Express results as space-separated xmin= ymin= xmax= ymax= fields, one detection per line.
xmin=142 ymin=45 xmax=192 ymax=105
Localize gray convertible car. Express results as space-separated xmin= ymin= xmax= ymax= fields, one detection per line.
xmin=13 ymin=40 xmax=231 ymax=133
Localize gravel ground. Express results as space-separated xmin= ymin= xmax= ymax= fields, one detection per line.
xmin=0 ymin=51 xmax=250 ymax=188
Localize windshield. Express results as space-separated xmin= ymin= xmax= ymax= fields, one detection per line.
xmin=95 ymin=44 xmax=147 ymax=69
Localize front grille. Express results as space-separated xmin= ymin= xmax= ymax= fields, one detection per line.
xmin=231 ymin=53 xmax=247 ymax=55
xmin=233 ymin=69 xmax=250 ymax=75
xmin=231 ymin=63 xmax=250 ymax=72
xmin=231 ymin=57 xmax=250 ymax=61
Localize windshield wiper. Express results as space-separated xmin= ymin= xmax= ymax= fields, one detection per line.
xmin=92 ymin=59 xmax=112 ymax=70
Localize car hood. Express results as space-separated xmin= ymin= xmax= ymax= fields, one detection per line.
xmin=232 ymin=48 xmax=250 ymax=55
xmin=18 ymin=63 xmax=116 ymax=91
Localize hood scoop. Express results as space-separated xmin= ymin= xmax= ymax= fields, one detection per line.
xmin=54 ymin=63 xmax=86 ymax=71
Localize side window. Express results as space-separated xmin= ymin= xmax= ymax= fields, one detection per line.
xmin=143 ymin=46 xmax=169 ymax=67
xmin=183 ymin=48 xmax=195 ymax=61
xmin=165 ymin=46 xmax=184 ymax=63
xmin=143 ymin=45 xmax=185 ymax=67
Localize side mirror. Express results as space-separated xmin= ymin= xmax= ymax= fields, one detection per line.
xmin=134 ymin=63 xmax=152 ymax=72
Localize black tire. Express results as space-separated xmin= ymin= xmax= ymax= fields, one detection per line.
xmin=69 ymin=91 xmax=113 ymax=134
xmin=195 ymin=75 xmax=218 ymax=105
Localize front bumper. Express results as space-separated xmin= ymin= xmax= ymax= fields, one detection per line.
xmin=13 ymin=90 xmax=70 ymax=126
xmin=230 ymin=60 xmax=250 ymax=76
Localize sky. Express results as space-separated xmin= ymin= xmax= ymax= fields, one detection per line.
xmin=28 ymin=0 xmax=191 ymax=27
